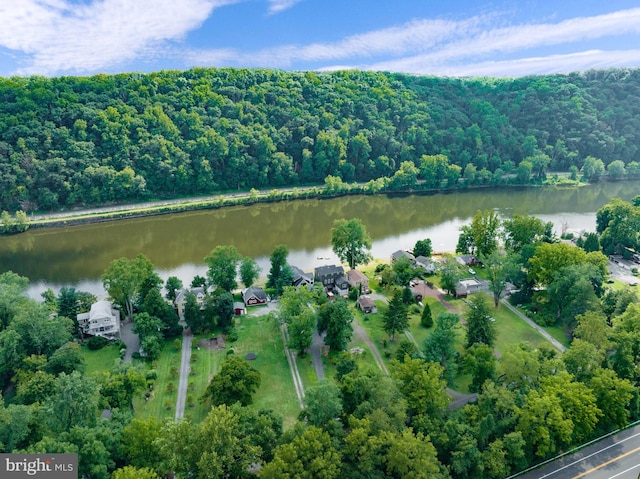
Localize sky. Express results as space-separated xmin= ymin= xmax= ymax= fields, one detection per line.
xmin=2 ymin=0 xmax=640 ymax=78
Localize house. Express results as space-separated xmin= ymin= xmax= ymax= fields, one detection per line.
xmin=234 ymin=302 xmax=246 ymax=316
xmin=456 ymin=255 xmax=478 ymax=266
xmin=454 ymin=278 xmax=483 ymax=298
xmin=358 ymin=296 xmax=377 ymax=314
xmin=243 ymin=286 xmax=269 ymax=306
xmin=290 ymin=265 xmax=314 ymax=290
xmin=314 ymin=265 xmax=345 ymax=287
xmin=315 ymin=265 xmax=350 ymax=297
xmin=334 ymin=276 xmax=350 ymax=297
xmin=415 ymin=256 xmax=437 ymax=274
xmin=411 ymin=281 xmax=431 ymax=302
xmin=346 ymin=269 xmax=370 ymax=293
xmin=391 ymin=250 xmax=415 ymax=263
xmin=77 ymin=301 xmax=121 ymax=339
xmin=174 ymin=287 xmax=207 ymax=316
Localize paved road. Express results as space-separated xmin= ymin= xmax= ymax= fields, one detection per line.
xmin=516 ymin=424 xmax=640 ymax=479
xmin=174 ymin=327 xmax=192 ymax=422
xmin=501 ymin=298 xmax=567 ymax=352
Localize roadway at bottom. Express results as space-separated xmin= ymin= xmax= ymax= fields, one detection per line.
xmin=517 ymin=425 xmax=640 ymax=479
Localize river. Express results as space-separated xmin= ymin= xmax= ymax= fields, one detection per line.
xmin=1 ymin=181 xmax=638 ymax=298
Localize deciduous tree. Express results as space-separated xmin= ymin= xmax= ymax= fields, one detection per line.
xmin=202 ymin=354 xmax=261 ymax=407
xmin=331 ymin=218 xmax=372 ymax=269
xmin=240 ymin=257 xmax=261 ymax=288
xmin=102 ymin=254 xmax=155 ymax=320
xmin=205 ymin=245 xmax=241 ymax=292
xmin=465 ymin=295 xmax=497 ymax=348
xmin=317 ymin=298 xmax=353 ymax=351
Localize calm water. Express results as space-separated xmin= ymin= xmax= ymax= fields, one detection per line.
xmin=1 ymin=181 xmax=638 ymax=298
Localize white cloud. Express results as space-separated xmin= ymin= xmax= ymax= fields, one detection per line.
xmin=185 ymin=14 xmax=492 ymax=69
xmin=0 ymin=0 xmax=236 ymax=75
xmin=267 ymin=0 xmax=301 ymax=14
xmin=207 ymin=6 xmax=640 ymax=76
xmin=367 ymin=7 xmax=640 ymax=72
xmin=396 ymin=50 xmax=640 ymax=78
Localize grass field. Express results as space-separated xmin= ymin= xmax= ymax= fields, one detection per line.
xmin=132 ymin=340 xmax=182 ymax=421
xmin=230 ymin=314 xmax=302 ymax=430
xmin=80 ymin=344 xmax=121 ymax=376
xmin=183 ymin=334 xmax=225 ymax=423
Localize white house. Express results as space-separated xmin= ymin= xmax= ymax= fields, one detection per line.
xmin=77 ymin=301 xmax=121 ymax=339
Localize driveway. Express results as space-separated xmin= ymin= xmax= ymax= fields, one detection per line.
xmin=119 ymin=320 xmax=140 ymax=362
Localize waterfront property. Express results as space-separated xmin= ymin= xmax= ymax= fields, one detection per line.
xmin=243 ymin=286 xmax=269 ymax=306
xmin=77 ymin=301 xmax=121 ymax=339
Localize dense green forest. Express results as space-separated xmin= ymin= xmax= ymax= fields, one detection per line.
xmin=2 ymin=67 xmax=640 ymax=213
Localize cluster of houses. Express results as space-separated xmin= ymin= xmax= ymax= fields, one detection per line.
xmin=77 ymin=250 xmax=490 ymax=341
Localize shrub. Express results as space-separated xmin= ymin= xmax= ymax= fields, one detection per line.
xmin=225 ymin=328 xmax=239 ymax=342
xmin=87 ymin=335 xmax=109 ymax=350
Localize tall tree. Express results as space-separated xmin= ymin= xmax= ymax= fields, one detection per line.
xmin=45 ymin=371 xmax=100 ymax=434
xmin=390 ymin=356 xmax=450 ymax=417
xmin=288 ymin=309 xmax=316 ymax=355
xmin=331 ymin=218 xmax=372 ymax=269
xmin=413 ymin=238 xmax=433 ymax=258
xmin=205 ymin=245 xmax=242 ymax=292
xmin=440 ymin=258 xmax=462 ymax=296
xmin=302 ymin=381 xmax=343 ymax=427
xmin=502 ymin=214 xmax=548 ymax=252
xmin=164 ymin=276 xmax=183 ymax=302
xmin=383 ymin=290 xmax=409 ymax=341
xmin=465 ymin=295 xmax=497 ymax=348
xmin=102 ymin=254 xmax=155 ymax=321
xmin=239 ymin=257 xmax=261 ymax=288
xmin=423 ymin=312 xmax=459 ymax=383
xmin=462 ymin=343 xmax=497 ymax=393
xmin=317 ymin=298 xmax=353 ymax=352
xmin=261 ymin=426 xmax=342 ymax=479
xmin=202 ymin=354 xmax=261 ymax=407
xmin=470 ymin=209 xmax=501 ymax=258
xmin=267 ymin=244 xmax=293 ymax=295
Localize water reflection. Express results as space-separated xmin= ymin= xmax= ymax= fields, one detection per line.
xmin=1 ymin=181 xmax=637 ymax=298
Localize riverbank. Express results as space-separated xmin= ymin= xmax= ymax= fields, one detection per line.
xmin=13 ymin=174 xmax=589 ymax=232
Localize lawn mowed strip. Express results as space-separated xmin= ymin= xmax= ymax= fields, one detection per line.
xmin=80 ymin=344 xmax=121 ymax=376
xmin=132 ymin=339 xmax=182 ymax=421
xmin=230 ymin=314 xmax=301 ymax=430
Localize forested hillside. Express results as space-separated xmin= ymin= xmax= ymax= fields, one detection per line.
xmin=1 ymin=67 xmax=640 ymax=212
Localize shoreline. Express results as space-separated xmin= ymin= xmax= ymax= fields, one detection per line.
xmin=11 ymin=179 xmax=591 ymax=232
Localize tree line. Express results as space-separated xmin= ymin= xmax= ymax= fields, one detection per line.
xmin=2 ymin=67 xmax=640 ymax=214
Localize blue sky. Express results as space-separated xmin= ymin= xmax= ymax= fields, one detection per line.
xmin=1 ymin=0 xmax=640 ymax=78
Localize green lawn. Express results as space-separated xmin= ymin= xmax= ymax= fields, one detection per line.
xmin=80 ymin=344 xmax=121 ymax=376
xmin=543 ymin=324 xmax=572 ymax=349
xmin=231 ymin=314 xmax=301 ymax=430
xmin=183 ymin=334 xmax=225 ymax=423
xmin=132 ymin=339 xmax=182 ymax=421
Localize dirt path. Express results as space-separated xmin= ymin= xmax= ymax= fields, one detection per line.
xmin=353 ymin=322 xmax=389 ymax=375
xmin=309 ymin=328 xmax=325 ymax=380
xmin=501 ymin=299 xmax=567 ymax=352
xmin=280 ymin=324 xmax=305 ymax=409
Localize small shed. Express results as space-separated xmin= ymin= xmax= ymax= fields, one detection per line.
xmin=358 ymin=296 xmax=377 ymax=314
xmin=234 ymin=302 xmax=246 ymax=315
